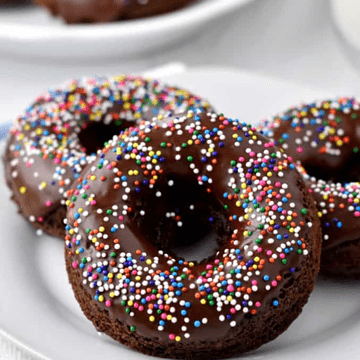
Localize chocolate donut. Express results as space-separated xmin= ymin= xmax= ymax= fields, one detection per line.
xmin=4 ymin=75 xmax=211 ymax=238
xmin=65 ymin=110 xmax=321 ymax=359
xmin=258 ymin=97 xmax=360 ymax=278
xmin=32 ymin=0 xmax=195 ymax=23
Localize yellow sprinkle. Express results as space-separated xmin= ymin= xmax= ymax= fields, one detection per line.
xmin=318 ymin=212 xmax=323 ymax=218
xmin=90 ymin=175 xmax=96 ymax=181
xmin=175 ymin=336 xmax=181 ymax=342
xmin=99 ymin=227 xmax=105 ymax=232
xmin=189 ymin=262 xmax=194 ymax=267
xmin=40 ymin=181 xmax=47 ymax=189
xmin=65 ymin=200 xmax=71 ymax=206
xmin=108 ymin=273 xmax=113 ymax=279
xmin=267 ymin=172 xmax=272 ymax=177
xmin=200 ymin=299 xmax=206 ymax=305
xmin=227 ymin=296 xmax=233 ymax=301
xmin=166 ymin=314 xmax=172 ymax=320
xmin=127 ymin=300 xmax=133 ymax=306
xmin=146 ymin=259 xmax=152 ymax=265
xmin=98 ymin=295 xmax=104 ymax=302
xmin=336 ymin=140 xmax=343 ymax=147
xmin=254 ymin=257 xmax=260 ymax=262
xmin=92 ymin=237 xmax=97 ymax=243
xmin=187 ymin=140 xmax=193 ymax=145
xmin=69 ymin=229 xmax=74 ymax=235
xmin=78 ymin=208 xmax=83 ymax=213
xmin=19 ymin=186 xmax=26 ymax=194
xmin=149 ymin=316 xmax=155 ymax=322
xmin=236 ymin=201 xmax=241 ymax=207
xmin=110 ymin=292 xmax=115 ymax=298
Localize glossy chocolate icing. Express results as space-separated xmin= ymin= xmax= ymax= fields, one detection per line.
xmin=259 ymin=97 xmax=360 ymax=252
xmin=4 ymin=75 xmax=211 ymax=237
xmin=33 ymin=0 xmax=195 ymax=23
xmin=65 ymin=111 xmax=320 ymax=348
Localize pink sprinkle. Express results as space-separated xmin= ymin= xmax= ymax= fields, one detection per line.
xmin=355 ymin=211 xmax=360 ymax=217
xmin=54 ymin=158 xmax=60 ymax=164
xmin=105 ymin=300 xmax=111 ymax=307
xmin=230 ymin=308 xmax=236 ymax=314
xmin=84 ymin=185 xmax=90 ymax=189
xmin=227 ymin=285 xmax=234 ymax=292
xmin=90 ymin=200 xmax=96 ymax=205
xmin=238 ymin=157 xmax=245 ymax=162
xmin=45 ymin=201 xmax=52 ymax=206
xmin=275 ymin=182 xmax=281 ymax=187
xmin=169 ymin=334 xmax=175 ymax=340
xmin=119 ymin=216 xmax=124 ymax=221
xmin=92 ymin=274 xmax=98 ymax=280
xmin=249 ymin=151 xmax=255 ymax=157
xmin=161 ymin=313 xmax=167 ymax=320
xmin=87 ymin=266 xmax=93 ymax=272
xmin=280 ymin=253 xmax=285 ymax=259
xmin=138 ymin=306 xmax=144 ymax=312
xmin=272 ymin=281 xmax=277 ymax=286
xmin=134 ymin=303 xmax=139 ymax=308
xmin=255 ymin=301 xmax=261 ymax=307
xmin=72 ymin=262 xmax=78 ymax=269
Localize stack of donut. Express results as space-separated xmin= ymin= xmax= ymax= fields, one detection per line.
xmin=4 ymin=75 xmax=359 ymax=358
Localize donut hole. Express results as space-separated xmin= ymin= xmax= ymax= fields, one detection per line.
xmin=131 ymin=176 xmax=232 ymax=263
xmin=78 ymin=121 xmax=125 ymax=155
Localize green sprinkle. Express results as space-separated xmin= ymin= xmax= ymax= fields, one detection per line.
xmin=301 ymin=208 xmax=307 ymax=215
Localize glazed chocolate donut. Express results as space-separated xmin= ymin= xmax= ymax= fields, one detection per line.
xmin=64 ymin=110 xmax=321 ymax=359
xmin=258 ymin=97 xmax=360 ymax=278
xmin=32 ymin=0 xmax=195 ymax=23
xmin=4 ymin=75 xmax=211 ymax=238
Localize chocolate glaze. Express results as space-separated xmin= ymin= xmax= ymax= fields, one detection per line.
xmin=33 ymin=0 xmax=195 ymax=23
xmin=258 ymin=97 xmax=360 ymax=254
xmin=65 ymin=111 xmax=321 ymax=356
xmin=3 ymin=75 xmax=212 ymax=238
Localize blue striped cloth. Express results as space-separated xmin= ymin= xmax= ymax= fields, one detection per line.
xmin=0 ymin=121 xmax=11 ymax=141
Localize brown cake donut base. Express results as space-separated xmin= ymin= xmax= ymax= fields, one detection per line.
xmin=321 ymin=239 xmax=360 ymax=279
xmin=65 ymin=173 xmax=322 ymax=359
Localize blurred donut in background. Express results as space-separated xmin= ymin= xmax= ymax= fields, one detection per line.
xmin=32 ymin=0 xmax=196 ymax=23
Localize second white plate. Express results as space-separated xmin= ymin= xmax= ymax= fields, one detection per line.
xmin=0 ymin=0 xmax=254 ymax=59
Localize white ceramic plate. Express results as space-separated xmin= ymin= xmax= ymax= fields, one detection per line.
xmin=1 ymin=66 xmax=360 ymax=360
xmin=0 ymin=0 xmax=254 ymax=59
